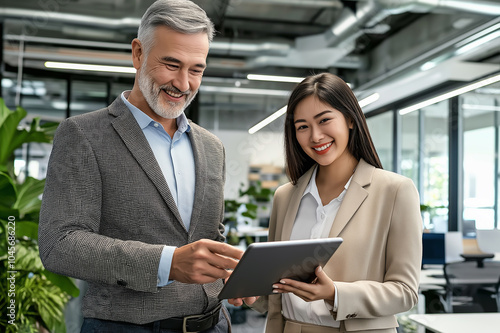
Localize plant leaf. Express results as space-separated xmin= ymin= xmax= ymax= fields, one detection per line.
xmin=0 ymin=98 xmax=57 ymax=170
xmin=0 ymin=171 xmax=17 ymax=208
xmin=0 ymin=207 xmax=20 ymax=222
xmin=15 ymin=243 xmax=44 ymax=272
xmin=41 ymin=270 xmax=80 ymax=298
xmin=0 ymin=102 xmax=27 ymax=167
xmin=9 ymin=118 xmax=55 ymax=151
xmin=15 ymin=221 xmax=39 ymax=240
xmin=14 ymin=177 xmax=45 ymax=218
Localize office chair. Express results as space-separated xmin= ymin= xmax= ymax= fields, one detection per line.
xmin=443 ymin=260 xmax=500 ymax=313
xmin=476 ymin=229 xmax=500 ymax=254
xmin=496 ymin=276 xmax=500 ymax=312
xmin=462 ymin=219 xmax=476 ymax=238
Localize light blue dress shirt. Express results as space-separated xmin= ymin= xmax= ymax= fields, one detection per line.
xmin=121 ymin=91 xmax=196 ymax=286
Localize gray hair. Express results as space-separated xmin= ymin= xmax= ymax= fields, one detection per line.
xmin=137 ymin=0 xmax=215 ymax=56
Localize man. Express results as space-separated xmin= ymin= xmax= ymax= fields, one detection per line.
xmin=39 ymin=1 xmax=244 ymax=331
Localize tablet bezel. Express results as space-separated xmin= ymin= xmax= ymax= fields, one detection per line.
xmin=218 ymin=237 xmax=343 ymax=299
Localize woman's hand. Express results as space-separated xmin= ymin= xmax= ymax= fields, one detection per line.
xmin=272 ymin=266 xmax=335 ymax=304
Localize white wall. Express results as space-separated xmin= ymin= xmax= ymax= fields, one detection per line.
xmin=214 ymin=130 xmax=285 ymax=199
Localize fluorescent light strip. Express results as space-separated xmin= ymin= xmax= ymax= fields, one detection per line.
xmin=248 ymin=92 xmax=381 ymax=134
xmin=247 ymin=74 xmax=353 ymax=87
xmin=455 ymin=22 xmax=500 ymax=48
xmin=359 ymin=93 xmax=380 ymax=108
xmin=248 ymin=106 xmax=287 ymax=134
xmin=462 ymin=104 xmax=500 ymax=112
xmin=247 ymin=74 xmax=304 ymax=83
xmin=199 ymin=85 xmax=290 ymax=96
xmin=45 ymin=61 xmax=136 ymax=74
xmin=455 ymin=30 xmax=500 ymax=56
xmin=399 ymin=73 xmax=500 ymax=115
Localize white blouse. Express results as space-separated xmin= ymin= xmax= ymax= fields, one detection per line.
xmin=282 ymin=166 xmax=352 ymax=327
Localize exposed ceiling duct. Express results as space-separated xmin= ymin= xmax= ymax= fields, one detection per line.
xmin=2 ymin=1 xmax=500 ymax=78
xmin=203 ymin=0 xmax=500 ymax=70
xmin=0 ymin=8 xmax=141 ymax=29
xmin=209 ymin=38 xmax=291 ymax=57
xmin=3 ymin=0 xmax=500 ymax=72
xmin=281 ymin=0 xmax=500 ymax=70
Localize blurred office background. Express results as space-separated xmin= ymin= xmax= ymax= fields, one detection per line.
xmin=2 ymin=1 xmax=500 ymax=331
xmin=4 ymin=0 xmax=500 ymax=234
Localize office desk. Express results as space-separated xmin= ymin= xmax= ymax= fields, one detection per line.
xmin=420 ymin=264 xmax=500 ymax=286
xmin=419 ymin=266 xmax=446 ymax=291
xmin=409 ymin=313 xmax=500 ymax=333
xmin=418 ymin=264 xmax=499 ymax=314
xmin=234 ymin=225 xmax=268 ymax=242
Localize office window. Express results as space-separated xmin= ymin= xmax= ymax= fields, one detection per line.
xmin=366 ymin=111 xmax=394 ymax=171
xmin=422 ymin=101 xmax=449 ymax=232
xmin=2 ymin=76 xmax=18 ymax=110
xmin=401 ymin=110 xmax=419 ymax=186
xmin=1 ymin=76 xmax=68 ymax=181
xmin=198 ymin=90 xmax=288 ymax=131
xmin=461 ymin=92 xmax=498 ymax=230
xmin=2 ymin=76 xmax=68 ymax=120
xmin=70 ymin=80 xmax=108 ymax=117
xmin=111 ymin=82 xmax=134 ymax=102
xmin=399 ymin=101 xmax=449 ymax=231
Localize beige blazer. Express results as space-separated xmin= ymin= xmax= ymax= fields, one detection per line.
xmin=257 ymin=159 xmax=423 ymax=333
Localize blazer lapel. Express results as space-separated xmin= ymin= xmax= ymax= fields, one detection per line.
xmin=328 ymin=159 xmax=373 ymax=237
xmin=186 ymin=124 xmax=207 ymax=236
xmin=280 ymin=167 xmax=315 ymax=241
xmin=108 ymin=98 xmax=184 ymax=228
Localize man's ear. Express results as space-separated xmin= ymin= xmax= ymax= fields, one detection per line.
xmin=131 ymin=38 xmax=143 ymax=70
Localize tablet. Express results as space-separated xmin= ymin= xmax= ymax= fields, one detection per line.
xmin=218 ymin=238 xmax=343 ymax=299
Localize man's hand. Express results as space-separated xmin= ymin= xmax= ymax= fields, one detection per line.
xmin=224 ymin=275 xmax=259 ymax=306
xmin=227 ymin=296 xmax=259 ymax=307
xmin=170 ymin=239 xmax=244 ymax=284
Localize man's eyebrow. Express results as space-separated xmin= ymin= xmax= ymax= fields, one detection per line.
xmin=161 ymin=56 xmax=206 ymax=69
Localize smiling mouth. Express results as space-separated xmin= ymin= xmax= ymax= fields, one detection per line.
xmin=313 ymin=141 xmax=333 ymax=152
xmin=162 ymin=89 xmax=184 ymax=99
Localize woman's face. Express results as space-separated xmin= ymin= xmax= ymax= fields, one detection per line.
xmin=293 ymin=95 xmax=353 ymax=167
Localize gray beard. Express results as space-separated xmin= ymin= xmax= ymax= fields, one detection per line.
xmin=137 ymin=66 xmax=197 ymax=119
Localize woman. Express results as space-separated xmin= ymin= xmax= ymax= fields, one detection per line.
xmin=235 ymin=73 xmax=422 ymax=333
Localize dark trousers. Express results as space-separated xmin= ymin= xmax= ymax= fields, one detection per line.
xmin=81 ymin=306 xmax=231 ymax=333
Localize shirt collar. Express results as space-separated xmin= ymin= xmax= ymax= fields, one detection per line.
xmin=120 ymin=90 xmax=191 ymax=133
xmin=303 ymin=165 xmax=353 ymax=205
xmin=303 ymin=165 xmax=319 ymax=199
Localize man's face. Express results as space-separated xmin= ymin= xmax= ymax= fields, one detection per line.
xmin=136 ymin=26 xmax=209 ymax=119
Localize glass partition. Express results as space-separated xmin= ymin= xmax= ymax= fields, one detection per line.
xmin=366 ymin=111 xmax=394 ymax=171
xmin=461 ymin=89 xmax=498 ymax=230
xmin=421 ymin=101 xmax=449 ymax=233
xmin=70 ymin=80 xmax=108 ymax=117
xmin=398 ymin=100 xmax=449 ymax=231
xmin=401 ymin=110 xmax=419 ymax=186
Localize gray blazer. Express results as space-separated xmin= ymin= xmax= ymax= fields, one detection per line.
xmin=39 ymin=96 xmax=226 ymax=324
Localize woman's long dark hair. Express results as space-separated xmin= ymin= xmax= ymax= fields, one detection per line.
xmin=284 ymin=73 xmax=382 ymax=185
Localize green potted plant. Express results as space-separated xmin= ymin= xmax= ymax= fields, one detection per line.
xmin=239 ymin=181 xmax=273 ymax=203
xmin=223 ymin=181 xmax=274 ymax=246
xmin=223 ymin=194 xmax=257 ymax=246
xmin=0 ymin=98 xmax=79 ymax=333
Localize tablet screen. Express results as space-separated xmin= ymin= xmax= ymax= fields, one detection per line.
xmin=218 ymin=238 xmax=343 ymax=299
